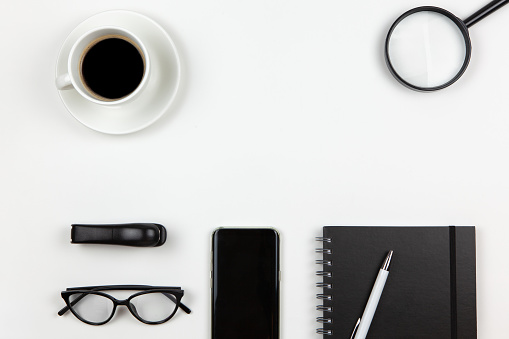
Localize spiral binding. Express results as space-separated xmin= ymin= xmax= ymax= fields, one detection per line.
xmin=317 ymin=328 xmax=332 ymax=335
xmin=316 ymin=317 xmax=332 ymax=323
xmin=316 ymin=237 xmax=333 ymax=336
xmin=316 ymin=271 xmax=332 ymax=278
xmin=315 ymin=248 xmax=332 ymax=254
xmin=316 ymin=294 xmax=332 ymax=300
xmin=316 ymin=305 xmax=332 ymax=312
xmin=316 ymin=282 xmax=332 ymax=289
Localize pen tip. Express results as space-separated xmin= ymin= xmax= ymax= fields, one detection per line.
xmin=381 ymin=250 xmax=393 ymax=271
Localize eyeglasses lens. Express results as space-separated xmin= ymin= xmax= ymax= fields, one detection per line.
xmin=129 ymin=292 xmax=178 ymax=323
xmin=69 ymin=293 xmax=114 ymax=324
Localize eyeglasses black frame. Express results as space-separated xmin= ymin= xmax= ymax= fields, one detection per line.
xmin=58 ymin=285 xmax=191 ymax=325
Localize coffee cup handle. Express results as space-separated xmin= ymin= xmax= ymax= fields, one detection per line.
xmin=56 ymin=73 xmax=73 ymax=90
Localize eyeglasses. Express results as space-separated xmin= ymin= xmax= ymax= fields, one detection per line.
xmin=58 ymin=285 xmax=191 ymax=325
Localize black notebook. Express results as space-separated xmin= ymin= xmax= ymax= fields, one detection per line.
xmin=316 ymin=226 xmax=476 ymax=339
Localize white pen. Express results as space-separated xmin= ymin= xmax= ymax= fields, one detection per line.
xmin=351 ymin=250 xmax=393 ymax=339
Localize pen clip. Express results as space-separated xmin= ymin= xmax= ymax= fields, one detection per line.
xmin=349 ymin=318 xmax=361 ymax=339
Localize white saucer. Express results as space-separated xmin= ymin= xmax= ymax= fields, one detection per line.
xmin=55 ymin=10 xmax=180 ymax=134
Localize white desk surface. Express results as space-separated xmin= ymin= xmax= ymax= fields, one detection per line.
xmin=1 ymin=0 xmax=508 ymax=338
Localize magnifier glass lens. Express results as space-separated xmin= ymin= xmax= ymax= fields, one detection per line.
xmin=387 ymin=11 xmax=467 ymax=89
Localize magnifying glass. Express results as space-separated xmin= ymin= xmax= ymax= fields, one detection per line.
xmin=385 ymin=0 xmax=509 ymax=91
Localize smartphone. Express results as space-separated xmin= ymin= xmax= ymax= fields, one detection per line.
xmin=212 ymin=228 xmax=280 ymax=339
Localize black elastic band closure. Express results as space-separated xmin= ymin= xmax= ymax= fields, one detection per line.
xmin=449 ymin=226 xmax=458 ymax=339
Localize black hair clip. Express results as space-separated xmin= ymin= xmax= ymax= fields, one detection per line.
xmin=71 ymin=223 xmax=167 ymax=247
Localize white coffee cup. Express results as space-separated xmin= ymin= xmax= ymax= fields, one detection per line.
xmin=55 ymin=26 xmax=150 ymax=106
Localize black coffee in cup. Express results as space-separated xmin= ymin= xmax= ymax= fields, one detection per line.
xmin=80 ymin=35 xmax=145 ymax=101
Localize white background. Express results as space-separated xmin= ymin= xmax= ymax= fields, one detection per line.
xmin=1 ymin=0 xmax=508 ymax=338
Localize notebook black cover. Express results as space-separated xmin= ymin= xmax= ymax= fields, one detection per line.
xmin=317 ymin=226 xmax=476 ymax=339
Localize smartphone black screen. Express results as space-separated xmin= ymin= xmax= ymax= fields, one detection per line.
xmin=212 ymin=228 xmax=280 ymax=339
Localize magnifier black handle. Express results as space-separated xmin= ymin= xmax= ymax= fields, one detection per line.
xmin=464 ymin=0 xmax=509 ymax=28
xmin=71 ymin=223 xmax=167 ymax=247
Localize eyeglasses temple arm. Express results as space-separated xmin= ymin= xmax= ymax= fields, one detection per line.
xmin=65 ymin=285 xmax=181 ymax=291
xmin=58 ymin=287 xmax=98 ymax=316
xmin=179 ymin=302 xmax=192 ymax=314
xmin=58 ymin=292 xmax=87 ymax=316
xmin=58 ymin=306 xmax=69 ymax=316
xmin=163 ymin=293 xmax=192 ymax=314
